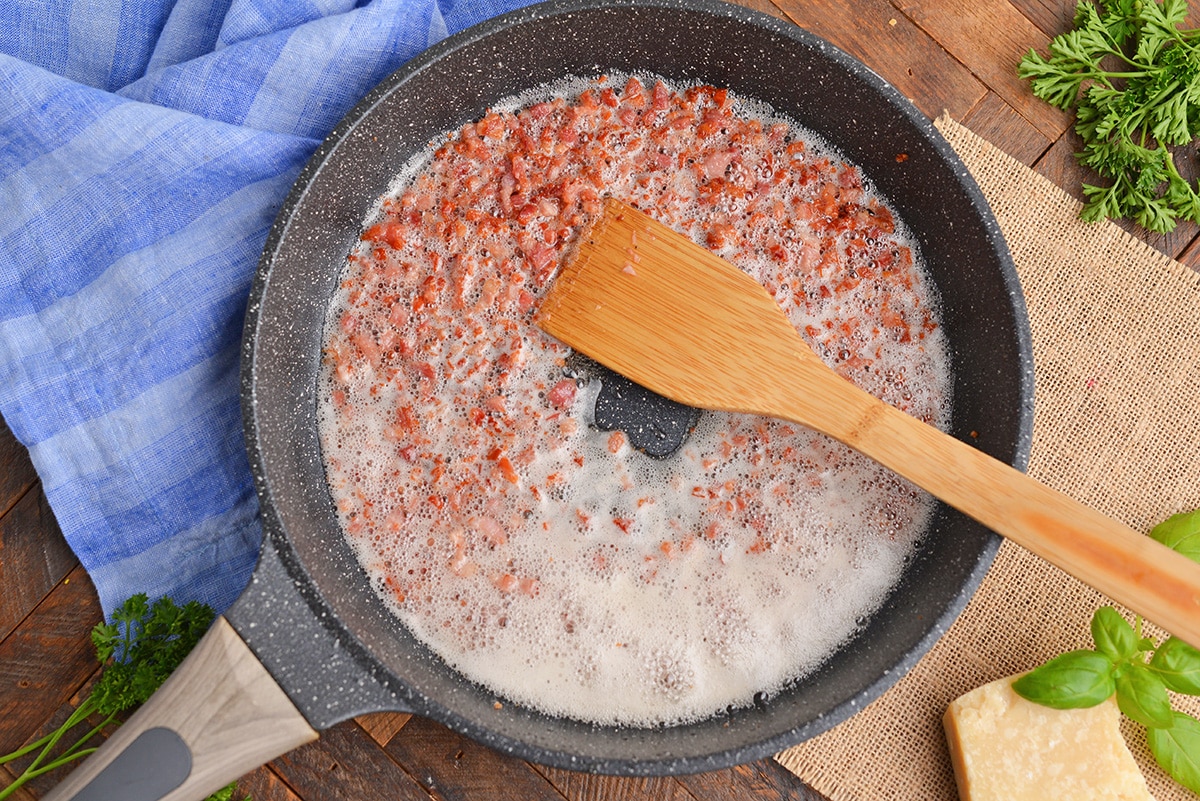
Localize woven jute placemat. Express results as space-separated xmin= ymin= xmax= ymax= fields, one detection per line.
xmin=776 ymin=115 xmax=1200 ymax=800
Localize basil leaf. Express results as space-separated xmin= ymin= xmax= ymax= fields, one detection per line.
xmin=1115 ymin=662 xmax=1174 ymax=728
xmin=1150 ymin=509 xmax=1200 ymax=563
xmin=1012 ymin=650 xmax=1115 ymax=708
xmin=1091 ymin=606 xmax=1137 ymax=660
xmin=1150 ymin=637 xmax=1200 ymax=695
xmin=1148 ymin=712 xmax=1200 ymax=794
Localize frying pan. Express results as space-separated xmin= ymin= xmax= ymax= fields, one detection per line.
xmin=43 ymin=0 xmax=1033 ymax=798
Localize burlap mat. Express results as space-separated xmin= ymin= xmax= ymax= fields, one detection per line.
xmin=776 ymin=115 xmax=1200 ymax=800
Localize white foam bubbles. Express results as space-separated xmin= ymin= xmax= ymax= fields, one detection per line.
xmin=316 ymin=73 xmax=952 ymax=727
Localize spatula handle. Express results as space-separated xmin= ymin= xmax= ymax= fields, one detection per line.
xmin=42 ymin=616 xmax=318 ymax=801
xmin=793 ymin=370 xmax=1200 ymax=647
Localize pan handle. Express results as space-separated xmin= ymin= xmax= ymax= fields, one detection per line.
xmin=42 ymin=616 xmax=318 ymax=801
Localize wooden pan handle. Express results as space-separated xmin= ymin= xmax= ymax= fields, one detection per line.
xmin=795 ymin=370 xmax=1200 ymax=647
xmin=43 ymin=616 xmax=318 ymax=801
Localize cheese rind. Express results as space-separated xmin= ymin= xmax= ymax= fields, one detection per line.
xmin=944 ymin=674 xmax=1153 ymax=801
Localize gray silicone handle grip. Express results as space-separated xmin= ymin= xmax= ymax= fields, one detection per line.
xmin=71 ymin=728 xmax=191 ymax=801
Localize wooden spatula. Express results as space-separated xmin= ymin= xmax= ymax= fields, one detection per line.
xmin=538 ymin=197 xmax=1200 ymax=647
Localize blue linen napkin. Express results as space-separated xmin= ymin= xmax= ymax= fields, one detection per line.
xmin=0 ymin=0 xmax=535 ymax=618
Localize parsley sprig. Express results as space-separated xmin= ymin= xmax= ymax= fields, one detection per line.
xmin=1018 ymin=0 xmax=1200 ymax=232
xmin=0 ymin=593 xmax=246 ymax=801
xmin=1013 ymin=509 xmax=1200 ymax=792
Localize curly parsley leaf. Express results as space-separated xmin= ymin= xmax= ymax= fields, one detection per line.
xmin=1019 ymin=0 xmax=1200 ymax=232
xmin=1097 ymin=0 xmax=1141 ymax=44
xmin=90 ymin=595 xmax=214 ymax=715
xmin=207 ymin=782 xmax=252 ymax=801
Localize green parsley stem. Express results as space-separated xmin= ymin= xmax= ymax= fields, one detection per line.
xmin=26 ymin=747 xmax=101 ymax=779
xmin=58 ymin=715 xmax=119 ymax=763
xmin=24 ymin=700 xmax=97 ymax=774
xmin=0 ymin=732 xmax=56 ymax=766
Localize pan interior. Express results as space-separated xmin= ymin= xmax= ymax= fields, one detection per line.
xmin=245 ymin=0 xmax=1030 ymax=773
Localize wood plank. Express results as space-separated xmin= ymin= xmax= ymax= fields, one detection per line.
xmin=770 ymin=0 xmax=986 ymax=121
xmin=534 ymin=765 xmax=691 ymax=801
xmin=0 ymin=770 xmax=37 ymax=801
xmin=739 ymin=0 xmax=790 ymax=21
xmin=0 ymin=565 xmax=99 ymax=758
xmin=356 ymin=711 xmax=413 ymax=747
xmin=1164 ymin=139 xmax=1200 ymax=261
xmin=0 ymin=670 xmax=107 ymax=799
xmin=676 ymin=758 xmax=827 ymax=800
xmin=1031 ymin=126 xmax=1095 ymax=207
xmin=0 ymin=488 xmax=78 ymax=643
xmin=1174 ymin=232 xmax=1200 ymax=274
xmin=1007 ymin=0 xmax=1074 ymax=40
xmin=0 ymin=416 xmax=37 ymax=519
xmin=889 ymin=0 xmax=1071 ymax=140
xmin=383 ymin=715 xmax=564 ymax=801
xmin=269 ymin=720 xmax=431 ymax=801
xmin=1034 ymin=133 xmax=1200 ymax=260
xmin=233 ymin=766 xmax=306 ymax=801
xmin=960 ymin=91 xmax=1052 ymax=167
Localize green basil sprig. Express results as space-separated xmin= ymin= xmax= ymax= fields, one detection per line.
xmin=1012 ymin=508 xmax=1200 ymax=793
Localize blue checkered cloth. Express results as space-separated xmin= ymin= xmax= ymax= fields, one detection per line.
xmin=0 ymin=0 xmax=533 ymax=618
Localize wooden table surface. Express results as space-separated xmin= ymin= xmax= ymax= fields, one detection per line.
xmin=4 ymin=0 xmax=1199 ymax=799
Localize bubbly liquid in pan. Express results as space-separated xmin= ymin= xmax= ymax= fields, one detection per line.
xmin=318 ymin=74 xmax=953 ymax=726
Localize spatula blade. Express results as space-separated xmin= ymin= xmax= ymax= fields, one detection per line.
xmin=536 ymin=198 xmax=816 ymax=416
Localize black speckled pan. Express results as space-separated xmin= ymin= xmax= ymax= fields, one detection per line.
xmin=239 ymin=0 xmax=1032 ymax=776
xmin=47 ymin=1 xmax=1035 ymax=797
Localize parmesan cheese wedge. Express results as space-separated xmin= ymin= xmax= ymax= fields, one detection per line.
xmin=944 ymin=674 xmax=1154 ymax=801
